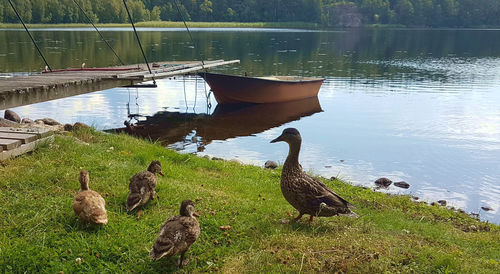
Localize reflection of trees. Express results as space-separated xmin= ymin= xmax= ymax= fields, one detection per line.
xmin=1 ymin=29 xmax=499 ymax=82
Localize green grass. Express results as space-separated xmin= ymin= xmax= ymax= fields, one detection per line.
xmin=0 ymin=21 xmax=320 ymax=29
xmin=0 ymin=128 xmax=499 ymax=273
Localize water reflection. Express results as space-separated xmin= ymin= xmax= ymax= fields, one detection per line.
xmin=114 ymin=97 xmax=322 ymax=150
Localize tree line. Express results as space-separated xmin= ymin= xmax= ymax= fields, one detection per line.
xmin=0 ymin=0 xmax=498 ymax=27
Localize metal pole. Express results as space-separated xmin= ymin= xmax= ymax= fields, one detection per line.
xmin=7 ymin=0 xmax=52 ymax=72
xmin=122 ymin=0 xmax=153 ymax=75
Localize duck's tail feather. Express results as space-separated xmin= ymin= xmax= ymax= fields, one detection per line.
xmin=149 ymin=240 xmax=174 ymax=260
xmin=127 ymin=193 xmax=142 ymax=211
xmin=345 ymin=210 xmax=360 ymax=218
xmin=347 ymin=202 xmax=356 ymax=210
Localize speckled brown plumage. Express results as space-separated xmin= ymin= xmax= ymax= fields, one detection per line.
xmin=150 ymin=200 xmax=200 ymax=268
xmin=73 ymin=170 xmax=108 ymax=225
xmin=271 ymin=128 xmax=358 ymax=222
xmin=127 ymin=160 xmax=164 ymax=211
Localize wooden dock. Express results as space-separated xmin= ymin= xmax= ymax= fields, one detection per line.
xmin=0 ymin=127 xmax=54 ymax=161
xmin=0 ymin=59 xmax=239 ymax=109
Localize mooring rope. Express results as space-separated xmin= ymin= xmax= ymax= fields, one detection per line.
xmin=122 ymin=0 xmax=156 ymax=85
xmin=7 ymin=0 xmax=52 ymax=72
xmin=183 ymin=76 xmax=188 ymax=109
xmin=72 ymin=0 xmax=125 ymax=66
xmin=193 ymin=76 xmax=198 ymax=111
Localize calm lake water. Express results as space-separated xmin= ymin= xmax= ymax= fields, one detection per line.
xmin=1 ymin=28 xmax=499 ymax=223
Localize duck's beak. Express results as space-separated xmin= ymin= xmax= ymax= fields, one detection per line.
xmin=193 ymin=211 xmax=200 ymax=217
xmin=270 ymin=134 xmax=284 ymax=143
xmin=159 ymin=171 xmax=164 ymax=176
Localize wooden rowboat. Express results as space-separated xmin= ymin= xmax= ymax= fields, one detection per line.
xmin=198 ymin=72 xmax=324 ymax=104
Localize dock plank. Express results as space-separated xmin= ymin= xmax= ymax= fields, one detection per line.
xmin=0 ymin=59 xmax=240 ymax=109
xmin=0 ymin=135 xmax=54 ymax=161
xmin=0 ymin=127 xmax=53 ymax=138
xmin=0 ymin=132 xmax=38 ymax=144
xmin=0 ymin=138 xmax=22 ymax=150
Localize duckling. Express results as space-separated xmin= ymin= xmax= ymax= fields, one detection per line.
xmin=270 ymin=128 xmax=358 ymax=223
xmin=150 ymin=200 xmax=200 ymax=268
xmin=73 ymin=170 xmax=108 ymax=226
xmin=127 ymin=160 xmax=164 ymax=211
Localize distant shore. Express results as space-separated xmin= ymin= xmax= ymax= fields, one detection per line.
xmin=1 ymin=21 xmax=499 ymax=30
xmin=0 ymin=21 xmax=320 ymax=29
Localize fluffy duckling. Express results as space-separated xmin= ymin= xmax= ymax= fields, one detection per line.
xmin=127 ymin=160 xmax=164 ymax=211
xmin=73 ymin=170 xmax=108 ymax=226
xmin=271 ymin=128 xmax=358 ymax=223
xmin=150 ymin=200 xmax=200 ymax=267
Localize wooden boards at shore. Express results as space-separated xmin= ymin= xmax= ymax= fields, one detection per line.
xmin=0 ymin=127 xmax=54 ymax=161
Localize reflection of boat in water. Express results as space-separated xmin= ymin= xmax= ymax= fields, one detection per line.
xmin=199 ymin=72 xmax=324 ymax=104
xmin=115 ymin=97 xmax=323 ymax=149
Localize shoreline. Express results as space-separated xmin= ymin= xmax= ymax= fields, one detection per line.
xmin=1 ymin=21 xmax=499 ymax=30
xmin=0 ymin=125 xmax=498 ymax=272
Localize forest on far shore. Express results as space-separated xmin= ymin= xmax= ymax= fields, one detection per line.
xmin=0 ymin=0 xmax=499 ymax=28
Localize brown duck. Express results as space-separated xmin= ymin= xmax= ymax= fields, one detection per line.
xmin=127 ymin=160 xmax=164 ymax=211
xmin=149 ymin=200 xmax=200 ymax=267
xmin=73 ymin=170 xmax=108 ymax=225
xmin=271 ymin=128 xmax=358 ymax=222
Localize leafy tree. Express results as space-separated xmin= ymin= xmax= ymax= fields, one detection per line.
xmin=150 ymin=5 xmax=161 ymax=21
xmin=199 ymin=0 xmax=213 ymax=21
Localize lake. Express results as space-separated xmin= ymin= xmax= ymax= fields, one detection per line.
xmin=1 ymin=27 xmax=499 ymax=223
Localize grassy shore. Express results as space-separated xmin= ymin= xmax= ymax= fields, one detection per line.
xmin=0 ymin=128 xmax=499 ymax=273
xmin=0 ymin=21 xmax=319 ymax=29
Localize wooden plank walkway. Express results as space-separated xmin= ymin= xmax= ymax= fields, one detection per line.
xmin=0 ymin=127 xmax=54 ymax=161
xmin=0 ymin=59 xmax=239 ymax=109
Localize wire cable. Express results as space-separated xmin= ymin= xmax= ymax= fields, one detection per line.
xmin=172 ymin=0 xmax=206 ymax=69
xmin=123 ymin=0 xmax=156 ymax=85
xmin=7 ymin=0 xmax=52 ymax=72
xmin=72 ymin=0 xmax=125 ymax=65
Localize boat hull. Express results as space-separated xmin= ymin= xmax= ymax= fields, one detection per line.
xmin=199 ymin=72 xmax=324 ymax=104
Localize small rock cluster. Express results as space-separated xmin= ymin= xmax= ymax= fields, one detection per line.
xmin=2 ymin=109 xmax=89 ymax=132
xmin=374 ymin=177 xmax=411 ymax=189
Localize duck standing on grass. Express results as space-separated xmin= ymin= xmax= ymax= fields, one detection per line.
xmin=127 ymin=160 xmax=164 ymax=211
xmin=270 ymin=128 xmax=358 ymax=223
xmin=73 ymin=170 xmax=108 ymax=226
xmin=150 ymin=200 xmax=200 ymax=268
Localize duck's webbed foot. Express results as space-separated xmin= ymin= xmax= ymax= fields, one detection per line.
xmin=178 ymin=252 xmax=189 ymax=268
xmin=293 ymin=213 xmax=304 ymax=222
xmin=309 ymin=215 xmax=314 ymax=223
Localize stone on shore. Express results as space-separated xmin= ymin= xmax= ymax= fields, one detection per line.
xmin=394 ymin=181 xmax=410 ymax=189
xmin=73 ymin=122 xmax=90 ymax=130
xmin=4 ymin=110 xmax=21 ymax=123
xmin=437 ymin=200 xmax=447 ymax=206
xmin=21 ymin=118 xmax=34 ymax=124
xmin=0 ymin=118 xmax=20 ymax=127
xmin=374 ymin=177 xmax=392 ymax=187
xmin=64 ymin=124 xmax=74 ymax=131
xmin=41 ymin=118 xmax=61 ymax=126
xmin=264 ymin=160 xmax=278 ymax=169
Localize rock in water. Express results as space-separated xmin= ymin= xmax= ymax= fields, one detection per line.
xmin=264 ymin=160 xmax=278 ymax=169
xmin=394 ymin=181 xmax=410 ymax=189
xmin=481 ymin=206 xmax=493 ymax=211
xmin=4 ymin=110 xmax=21 ymax=123
xmin=374 ymin=177 xmax=392 ymax=187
